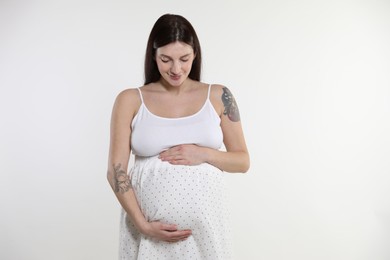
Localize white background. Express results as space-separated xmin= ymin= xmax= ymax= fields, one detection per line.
xmin=1 ymin=0 xmax=390 ymax=259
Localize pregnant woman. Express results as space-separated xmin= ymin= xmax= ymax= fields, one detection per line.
xmin=107 ymin=14 xmax=250 ymax=260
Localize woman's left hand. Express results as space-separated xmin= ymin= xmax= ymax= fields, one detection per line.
xmin=159 ymin=144 xmax=206 ymax=166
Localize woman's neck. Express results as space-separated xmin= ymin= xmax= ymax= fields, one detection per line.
xmin=159 ymin=78 xmax=195 ymax=95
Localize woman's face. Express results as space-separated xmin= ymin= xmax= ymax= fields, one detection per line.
xmin=155 ymin=41 xmax=195 ymax=87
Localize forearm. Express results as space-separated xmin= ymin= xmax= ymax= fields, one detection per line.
xmin=204 ymin=148 xmax=250 ymax=173
xmin=107 ymin=162 xmax=192 ymax=242
xmin=107 ymin=163 xmax=148 ymax=233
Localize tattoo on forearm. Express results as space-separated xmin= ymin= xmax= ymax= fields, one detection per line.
xmin=222 ymin=87 xmax=240 ymax=122
xmin=112 ymin=163 xmax=132 ymax=194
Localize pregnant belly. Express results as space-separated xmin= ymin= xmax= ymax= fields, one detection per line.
xmin=130 ymin=158 xmax=226 ymax=230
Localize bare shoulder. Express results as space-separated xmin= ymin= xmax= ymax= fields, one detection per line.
xmin=210 ymin=84 xmax=240 ymax=98
xmin=209 ymin=84 xmax=225 ymax=98
xmin=116 ymin=87 xmax=140 ymax=100
xmin=113 ymin=88 xmax=142 ymax=117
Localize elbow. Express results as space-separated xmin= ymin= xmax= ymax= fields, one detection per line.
xmin=241 ymin=162 xmax=250 ymax=173
xmin=239 ymin=155 xmax=250 ymax=173
xmin=106 ymin=171 xmax=116 ymax=191
xmin=106 ymin=170 xmax=113 ymax=184
xmin=242 ymin=166 xmax=250 ymax=173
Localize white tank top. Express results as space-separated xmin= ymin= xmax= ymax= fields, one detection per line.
xmin=131 ymin=85 xmax=223 ymax=157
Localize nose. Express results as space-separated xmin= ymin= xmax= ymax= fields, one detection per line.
xmin=170 ymin=61 xmax=181 ymax=74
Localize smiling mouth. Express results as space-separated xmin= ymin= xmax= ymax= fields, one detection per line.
xmin=169 ymin=74 xmax=181 ymax=80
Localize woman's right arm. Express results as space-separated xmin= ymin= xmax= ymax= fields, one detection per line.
xmin=106 ymin=89 xmax=192 ymax=242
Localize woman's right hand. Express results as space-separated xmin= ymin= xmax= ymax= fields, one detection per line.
xmin=142 ymin=221 xmax=192 ymax=242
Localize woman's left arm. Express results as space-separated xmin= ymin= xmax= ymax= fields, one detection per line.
xmin=204 ymin=85 xmax=249 ymax=173
xmin=159 ymin=85 xmax=250 ymax=173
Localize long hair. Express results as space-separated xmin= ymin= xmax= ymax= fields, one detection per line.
xmin=144 ymin=14 xmax=202 ymax=85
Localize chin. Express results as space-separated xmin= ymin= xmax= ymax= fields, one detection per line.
xmin=165 ymin=78 xmax=185 ymax=87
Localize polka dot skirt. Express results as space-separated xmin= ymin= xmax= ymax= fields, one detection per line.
xmin=119 ymin=156 xmax=232 ymax=260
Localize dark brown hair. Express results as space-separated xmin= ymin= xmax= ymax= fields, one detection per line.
xmin=144 ymin=14 xmax=202 ymax=84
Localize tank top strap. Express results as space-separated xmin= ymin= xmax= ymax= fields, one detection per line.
xmin=137 ymin=88 xmax=144 ymax=104
xmin=207 ymin=84 xmax=212 ymax=100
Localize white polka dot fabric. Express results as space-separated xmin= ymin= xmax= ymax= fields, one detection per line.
xmin=119 ymin=156 xmax=232 ymax=260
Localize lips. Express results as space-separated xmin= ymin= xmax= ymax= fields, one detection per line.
xmin=169 ymin=74 xmax=181 ymax=81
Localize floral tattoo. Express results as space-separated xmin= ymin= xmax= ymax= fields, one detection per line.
xmin=222 ymin=87 xmax=240 ymax=122
xmin=112 ymin=163 xmax=132 ymax=194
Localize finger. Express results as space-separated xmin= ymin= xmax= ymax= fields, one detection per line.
xmin=159 ymin=149 xmax=171 ymax=157
xmin=166 ymin=235 xmax=188 ymax=242
xmin=171 ymin=229 xmax=192 ymax=237
xmin=165 ymin=145 xmax=185 ymax=155
xmin=184 ymin=229 xmax=192 ymax=236
xmin=159 ymin=152 xmax=177 ymax=160
xmin=164 ymin=229 xmax=191 ymax=237
xmin=167 ymin=159 xmax=179 ymax=165
xmin=160 ymin=146 xmax=179 ymax=154
xmin=168 ymin=159 xmax=189 ymax=166
xmin=161 ymin=223 xmax=178 ymax=231
xmin=177 ymin=232 xmax=192 ymax=240
xmin=161 ymin=155 xmax=183 ymax=163
xmin=158 ymin=151 xmax=168 ymax=157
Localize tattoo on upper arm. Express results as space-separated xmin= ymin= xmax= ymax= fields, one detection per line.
xmin=112 ymin=163 xmax=132 ymax=194
xmin=222 ymin=87 xmax=240 ymax=122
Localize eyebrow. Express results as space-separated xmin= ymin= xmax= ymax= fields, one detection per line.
xmin=159 ymin=53 xmax=192 ymax=59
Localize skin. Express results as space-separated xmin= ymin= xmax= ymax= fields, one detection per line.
xmin=107 ymin=41 xmax=249 ymax=243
